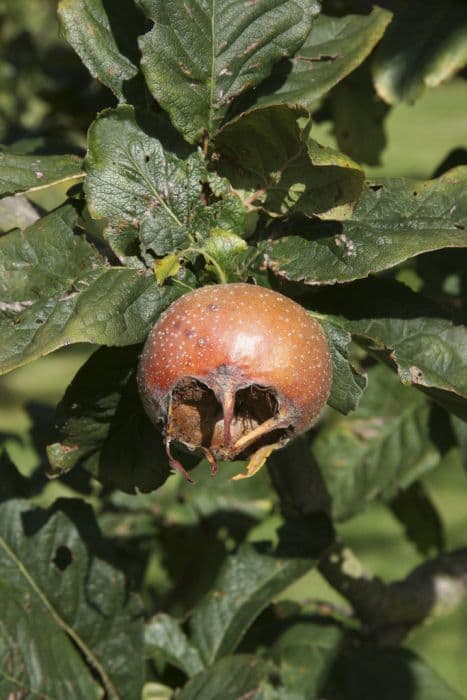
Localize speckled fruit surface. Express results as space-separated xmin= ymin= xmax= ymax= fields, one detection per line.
xmin=138 ymin=283 xmax=332 ymax=481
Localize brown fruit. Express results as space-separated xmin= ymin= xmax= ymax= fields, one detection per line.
xmin=137 ymin=283 xmax=332 ymax=481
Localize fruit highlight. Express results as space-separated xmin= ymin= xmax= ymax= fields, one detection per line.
xmin=137 ymin=283 xmax=332 ymax=481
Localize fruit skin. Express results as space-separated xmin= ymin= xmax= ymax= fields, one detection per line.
xmin=137 ymin=283 xmax=332 ymax=481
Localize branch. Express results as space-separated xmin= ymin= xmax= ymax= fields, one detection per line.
xmin=318 ymin=541 xmax=467 ymax=643
xmin=267 ymin=438 xmax=467 ymax=643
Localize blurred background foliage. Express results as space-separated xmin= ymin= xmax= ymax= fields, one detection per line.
xmin=0 ymin=0 xmax=466 ymax=694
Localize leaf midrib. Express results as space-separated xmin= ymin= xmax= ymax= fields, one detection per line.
xmin=208 ymin=0 xmax=218 ymax=136
xmin=0 ymin=530 xmax=120 ymax=699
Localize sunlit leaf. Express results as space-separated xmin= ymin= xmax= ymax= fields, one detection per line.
xmin=264 ymin=167 xmax=467 ymax=284
xmin=137 ymin=0 xmax=319 ymax=142
xmin=216 ymin=105 xmax=364 ymax=220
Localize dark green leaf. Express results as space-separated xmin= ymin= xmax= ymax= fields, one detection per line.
xmin=85 ymin=105 xmax=204 ymax=259
xmin=264 ymin=167 xmax=467 ymax=285
xmin=307 ymin=277 xmax=467 ymax=420
xmin=319 ymin=316 xmax=367 ymax=414
xmin=389 ymin=481 xmax=445 ymax=557
xmin=0 ymin=499 xmax=143 ymax=700
xmin=0 ymin=150 xmax=83 ymax=197
xmin=178 ymin=457 xmax=273 ymax=522
xmin=190 ymin=516 xmax=332 ymax=665
xmin=451 ymin=415 xmax=467 ymax=470
xmin=178 ymin=655 xmax=269 ymax=700
xmin=216 ymin=105 xmax=364 ymax=220
xmin=0 ymin=451 xmax=31 ymax=502
xmin=247 ymin=7 xmax=391 ymax=110
xmin=137 ymin=0 xmax=319 ymax=143
xmin=326 ymin=63 xmax=390 ymax=166
xmin=343 ymin=319 xmax=467 ymax=422
xmin=373 ymin=0 xmax=467 ymax=104
xmin=46 ymin=346 xmax=175 ymax=493
xmin=0 ymin=204 xmax=182 ymax=374
xmin=273 ymin=620 xmax=343 ymax=699
xmin=313 ymin=365 xmax=444 ymax=521
xmin=58 ymin=0 xmax=147 ymax=101
xmin=325 ymin=647 xmax=463 ymax=700
xmin=145 ymin=613 xmax=205 ymax=677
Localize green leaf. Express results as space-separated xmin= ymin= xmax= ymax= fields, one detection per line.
xmin=326 ymin=63 xmax=390 ymax=166
xmin=189 ymin=516 xmax=332 ymax=665
xmin=145 ymin=613 xmax=205 ymax=677
xmin=137 ymin=0 xmax=319 ymax=143
xmin=0 ymin=204 xmax=182 ymax=374
xmin=245 ymin=7 xmax=391 ymax=110
xmin=325 ymin=647 xmax=463 ymax=700
xmin=0 ymin=451 xmax=31 ymax=502
xmin=373 ymin=0 xmax=467 ymax=105
xmin=143 ymin=683 xmax=173 ymax=700
xmin=58 ymin=0 xmax=147 ymax=101
xmin=313 ymin=365 xmax=444 ymax=521
xmin=0 ymin=499 xmax=143 ymax=700
xmin=216 ymin=105 xmax=364 ymax=220
xmin=344 ymin=321 xmax=467 ymax=422
xmin=198 ymin=229 xmax=249 ymax=283
xmin=319 ymin=316 xmax=367 ymax=415
xmin=389 ymin=481 xmax=445 ymax=557
xmin=309 ymin=277 xmax=467 ymax=420
xmin=46 ymin=345 xmax=176 ymax=493
xmin=451 ymin=415 xmax=467 ymax=470
xmin=272 ymin=620 xmax=343 ymax=699
xmin=0 ymin=195 xmax=39 ymax=232
xmin=155 ymin=253 xmax=181 ymax=285
xmin=85 ymin=105 xmax=205 ymax=259
xmin=264 ymin=167 xmax=467 ymax=285
xmin=0 ymin=150 xmax=83 ymax=197
xmin=178 ymin=655 xmax=269 ymax=700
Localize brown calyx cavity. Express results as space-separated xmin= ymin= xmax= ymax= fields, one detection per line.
xmin=164 ymin=375 xmax=293 ymax=483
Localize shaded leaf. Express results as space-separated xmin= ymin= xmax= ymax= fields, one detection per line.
xmin=264 ymin=167 xmax=467 ymax=285
xmin=319 ymin=315 xmax=367 ymax=415
xmin=0 ymin=150 xmax=83 ymax=197
xmin=58 ymin=0 xmax=147 ymax=101
xmin=0 ymin=204 xmax=182 ymax=374
xmin=389 ymin=481 xmax=445 ymax=557
xmin=190 ymin=515 xmax=332 ymax=665
xmin=313 ymin=365 xmax=444 ymax=521
xmin=46 ymin=345 xmax=177 ymax=493
xmin=178 ymin=654 xmax=269 ymax=700
xmin=326 ymin=62 xmax=390 ymax=166
xmin=451 ymin=415 xmax=467 ymax=470
xmin=0 ymin=451 xmax=31 ymax=502
xmin=246 ymin=7 xmax=391 ymax=111
xmin=137 ymin=0 xmax=319 ymax=143
xmin=145 ymin=613 xmax=205 ymax=677
xmin=216 ymin=105 xmax=364 ymax=220
xmin=373 ymin=0 xmax=467 ymax=105
xmin=325 ymin=647 xmax=463 ymax=700
xmin=272 ymin=619 xmax=343 ymax=699
xmin=0 ymin=498 xmax=143 ymax=699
